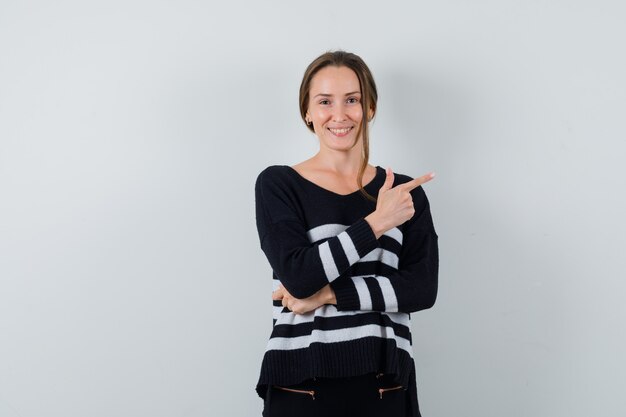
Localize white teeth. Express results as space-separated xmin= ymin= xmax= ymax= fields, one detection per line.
xmin=329 ymin=127 xmax=352 ymax=135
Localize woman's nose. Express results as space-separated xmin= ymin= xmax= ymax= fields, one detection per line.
xmin=332 ymin=103 xmax=347 ymax=122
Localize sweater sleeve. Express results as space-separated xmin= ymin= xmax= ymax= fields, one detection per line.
xmin=255 ymin=168 xmax=381 ymax=299
xmin=329 ymin=185 xmax=439 ymax=314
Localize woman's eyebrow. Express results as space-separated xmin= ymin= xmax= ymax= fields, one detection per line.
xmin=314 ymin=91 xmax=361 ymax=98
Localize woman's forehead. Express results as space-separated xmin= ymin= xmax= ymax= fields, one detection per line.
xmin=310 ymin=66 xmax=361 ymax=95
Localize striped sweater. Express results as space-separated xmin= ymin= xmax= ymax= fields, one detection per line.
xmin=254 ymin=164 xmax=439 ymax=416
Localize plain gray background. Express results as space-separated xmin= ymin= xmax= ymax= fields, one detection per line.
xmin=1 ymin=1 xmax=624 ymax=416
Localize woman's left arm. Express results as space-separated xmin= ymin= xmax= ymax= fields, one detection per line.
xmin=274 ymin=186 xmax=439 ymax=315
xmin=329 ymin=186 xmax=438 ymax=314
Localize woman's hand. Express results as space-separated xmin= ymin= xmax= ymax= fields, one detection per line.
xmin=365 ymin=167 xmax=435 ymax=238
xmin=272 ymin=283 xmax=336 ymax=315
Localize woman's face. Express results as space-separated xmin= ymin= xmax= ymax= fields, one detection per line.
xmin=306 ymin=65 xmax=367 ymax=151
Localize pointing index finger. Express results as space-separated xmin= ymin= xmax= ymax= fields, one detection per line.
xmin=399 ymin=172 xmax=435 ymax=192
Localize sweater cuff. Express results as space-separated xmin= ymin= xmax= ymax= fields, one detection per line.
xmin=346 ymin=217 xmax=380 ymax=258
xmin=330 ymin=277 xmax=361 ymax=311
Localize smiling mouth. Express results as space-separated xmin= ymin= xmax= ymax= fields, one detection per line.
xmin=328 ymin=127 xmax=353 ymax=137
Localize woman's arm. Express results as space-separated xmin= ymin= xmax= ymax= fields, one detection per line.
xmin=272 ymin=186 xmax=439 ymax=315
xmin=271 ymin=283 xmax=333 ymax=315
xmin=256 ymin=168 xmax=380 ymax=299
xmin=329 ymin=187 xmax=438 ymax=314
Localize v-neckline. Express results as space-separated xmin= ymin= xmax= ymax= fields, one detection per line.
xmin=284 ymin=165 xmax=383 ymax=198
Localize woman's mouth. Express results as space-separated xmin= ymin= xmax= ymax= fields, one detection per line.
xmin=328 ymin=126 xmax=353 ymax=137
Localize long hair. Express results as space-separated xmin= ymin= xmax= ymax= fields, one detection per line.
xmin=298 ymin=50 xmax=379 ymax=202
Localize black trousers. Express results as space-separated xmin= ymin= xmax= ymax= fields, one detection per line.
xmin=262 ymin=372 xmax=408 ymax=417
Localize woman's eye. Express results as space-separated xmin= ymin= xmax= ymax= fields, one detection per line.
xmin=319 ymin=97 xmax=359 ymax=105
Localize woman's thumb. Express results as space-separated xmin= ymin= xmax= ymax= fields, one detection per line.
xmin=380 ymin=167 xmax=394 ymax=192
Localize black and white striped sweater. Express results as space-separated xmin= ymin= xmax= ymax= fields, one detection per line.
xmin=254 ymin=164 xmax=439 ymax=415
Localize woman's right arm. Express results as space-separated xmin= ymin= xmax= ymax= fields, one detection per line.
xmin=255 ymin=168 xmax=381 ymax=299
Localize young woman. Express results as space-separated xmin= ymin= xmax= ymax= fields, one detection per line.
xmin=254 ymin=50 xmax=439 ymax=417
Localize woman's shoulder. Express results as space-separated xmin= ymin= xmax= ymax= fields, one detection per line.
xmin=256 ymin=164 xmax=291 ymax=183
xmin=255 ymin=165 xmax=298 ymax=194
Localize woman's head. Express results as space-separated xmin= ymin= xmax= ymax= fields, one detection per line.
xmin=298 ymin=50 xmax=379 ymax=201
xmin=299 ymin=50 xmax=377 ymax=144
